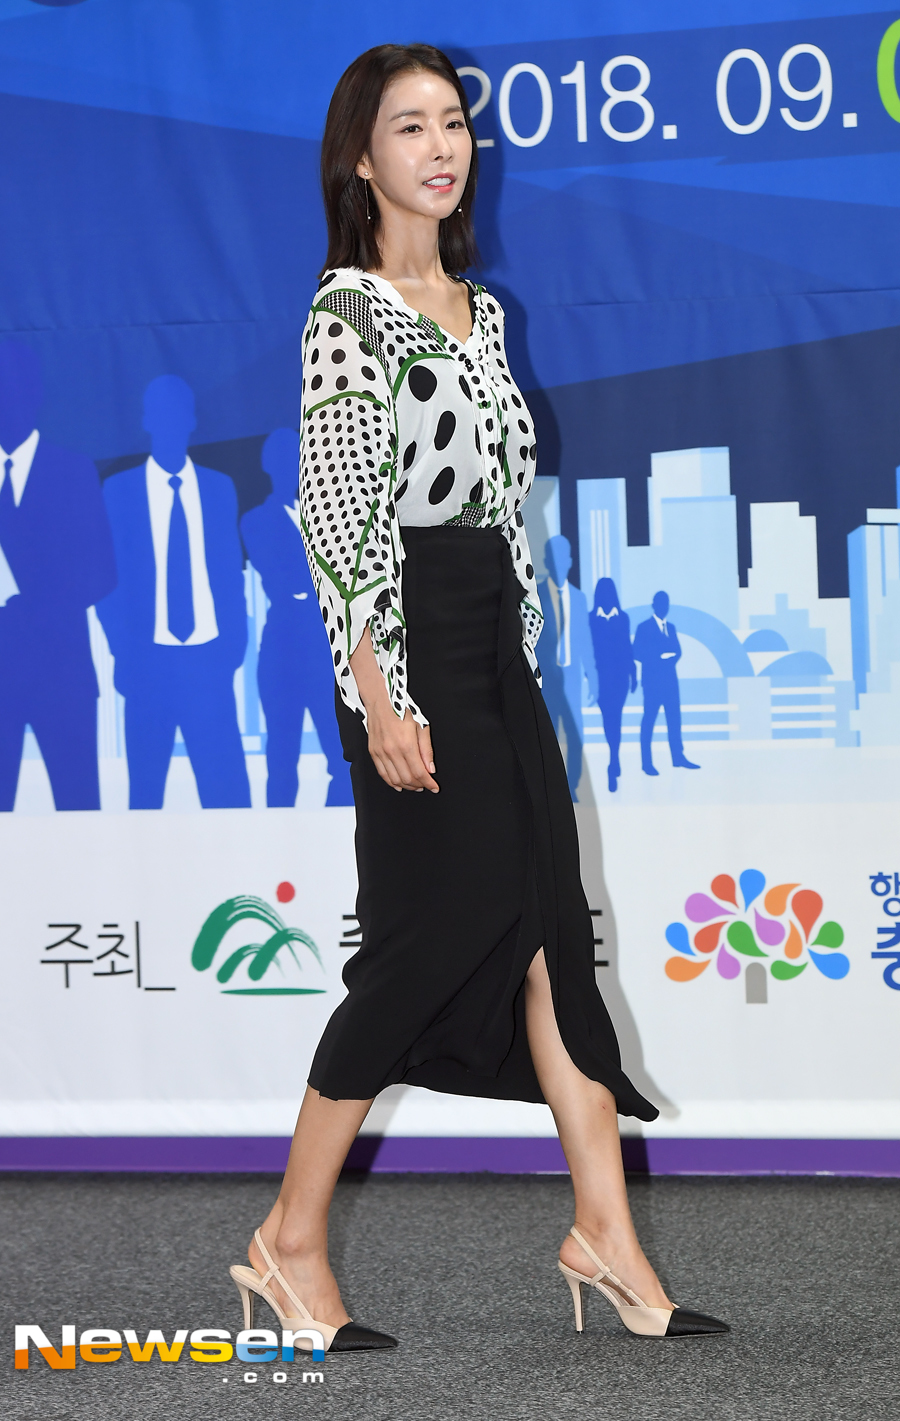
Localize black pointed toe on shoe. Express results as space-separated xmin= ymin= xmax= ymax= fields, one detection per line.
xmin=329 ymin=1323 xmax=399 ymax=1351
xmin=559 ymin=1227 xmax=729 ymax=1339
xmin=662 ymin=1307 xmax=729 ymax=1338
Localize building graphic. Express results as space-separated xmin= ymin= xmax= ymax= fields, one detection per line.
xmin=848 ymin=474 xmax=900 ymax=746
xmin=572 ymin=447 xmax=859 ymax=756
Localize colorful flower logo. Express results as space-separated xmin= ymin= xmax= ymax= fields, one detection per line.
xmin=664 ymin=869 xmax=848 ymax=1002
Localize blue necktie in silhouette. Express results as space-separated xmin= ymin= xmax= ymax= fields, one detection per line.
xmin=0 ymin=457 xmax=17 ymax=559
xmin=0 ymin=457 xmax=15 ymax=518
xmin=167 ymin=474 xmax=194 ymax=642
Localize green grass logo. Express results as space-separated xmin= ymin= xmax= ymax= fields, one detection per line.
xmin=191 ymin=895 xmax=325 ymax=996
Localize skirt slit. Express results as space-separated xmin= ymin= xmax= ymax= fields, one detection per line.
xmin=307 ymin=525 xmax=657 ymax=1121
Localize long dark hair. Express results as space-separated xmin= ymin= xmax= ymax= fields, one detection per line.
xmin=319 ymin=44 xmax=479 ymax=277
xmin=593 ymin=577 xmax=623 ymax=615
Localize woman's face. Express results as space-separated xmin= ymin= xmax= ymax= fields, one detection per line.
xmin=358 ymin=70 xmax=472 ymax=225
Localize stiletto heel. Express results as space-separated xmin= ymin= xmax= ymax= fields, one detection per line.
xmin=561 ymin=1267 xmax=585 ymax=1332
xmin=558 ymin=1227 xmax=729 ymax=1339
xmin=228 ymin=1229 xmax=398 ymax=1353
xmin=233 ymin=1279 xmax=253 ymax=1330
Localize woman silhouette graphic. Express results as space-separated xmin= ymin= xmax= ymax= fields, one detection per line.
xmin=589 ymin=577 xmax=636 ymax=792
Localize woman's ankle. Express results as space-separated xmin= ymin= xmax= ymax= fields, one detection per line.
xmin=273 ymin=1225 xmax=328 ymax=1265
xmin=257 ymin=1201 xmax=284 ymax=1244
xmin=571 ymin=1216 xmax=633 ymax=1248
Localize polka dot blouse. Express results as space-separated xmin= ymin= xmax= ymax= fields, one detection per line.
xmin=298 ymin=266 xmax=544 ymax=726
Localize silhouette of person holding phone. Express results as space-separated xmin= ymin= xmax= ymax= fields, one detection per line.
xmin=589 ymin=577 xmax=636 ymax=793
xmin=97 ymin=376 xmax=251 ymax=809
xmin=241 ymin=428 xmax=353 ymax=807
xmin=632 ymin=590 xmax=699 ymax=776
xmin=0 ymin=341 xmax=115 ymax=811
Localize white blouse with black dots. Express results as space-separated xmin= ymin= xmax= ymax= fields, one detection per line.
xmin=298 ymin=266 xmax=544 ymax=727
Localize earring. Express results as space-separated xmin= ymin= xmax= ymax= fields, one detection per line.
xmin=363 ymin=176 xmax=373 ymax=222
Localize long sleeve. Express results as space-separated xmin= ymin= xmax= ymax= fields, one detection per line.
xmin=495 ymin=286 xmax=542 ymax=681
xmin=502 ymin=509 xmax=543 ymax=683
xmin=298 ymin=286 xmax=425 ymax=728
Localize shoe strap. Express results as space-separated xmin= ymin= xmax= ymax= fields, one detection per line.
xmin=569 ymin=1226 xmax=646 ymax=1308
xmin=253 ymin=1228 xmax=314 ymax=1323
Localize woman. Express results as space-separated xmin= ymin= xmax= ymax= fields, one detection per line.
xmin=590 ymin=577 xmax=636 ymax=794
xmin=229 ymin=43 xmax=728 ymax=1349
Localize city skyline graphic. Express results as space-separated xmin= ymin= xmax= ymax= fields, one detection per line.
xmin=523 ymin=443 xmax=900 ymax=772
xmin=9 ymin=437 xmax=900 ymax=813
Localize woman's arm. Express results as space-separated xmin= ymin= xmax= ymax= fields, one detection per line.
xmin=350 ymin=626 xmax=438 ymax=793
xmin=298 ymin=282 xmax=427 ymax=730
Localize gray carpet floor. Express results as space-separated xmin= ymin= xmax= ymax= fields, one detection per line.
xmin=2 ymin=1171 xmax=898 ymax=1421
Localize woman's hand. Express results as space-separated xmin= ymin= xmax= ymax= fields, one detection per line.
xmin=366 ymin=701 xmax=438 ymax=793
xmin=350 ymin=627 xmax=439 ymax=793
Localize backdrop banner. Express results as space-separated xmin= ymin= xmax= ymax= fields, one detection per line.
xmin=1 ymin=0 xmax=899 ymax=1171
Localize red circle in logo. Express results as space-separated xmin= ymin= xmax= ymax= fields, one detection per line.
xmin=276 ymin=881 xmax=295 ymax=903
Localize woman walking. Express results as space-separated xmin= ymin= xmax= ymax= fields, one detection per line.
xmin=229 ymin=43 xmax=728 ymax=1349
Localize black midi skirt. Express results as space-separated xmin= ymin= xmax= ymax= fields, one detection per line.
xmin=308 ymin=526 xmax=658 ymax=1120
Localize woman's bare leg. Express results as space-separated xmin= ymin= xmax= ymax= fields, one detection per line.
xmin=247 ymin=1086 xmax=374 ymax=1326
xmin=524 ymin=949 xmax=672 ymax=1308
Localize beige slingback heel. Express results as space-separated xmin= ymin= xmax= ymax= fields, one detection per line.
xmin=558 ymin=1226 xmax=729 ymax=1339
xmin=229 ymin=1228 xmax=397 ymax=1353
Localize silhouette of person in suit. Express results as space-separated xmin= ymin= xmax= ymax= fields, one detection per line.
xmin=589 ymin=577 xmax=636 ymax=794
xmin=536 ymin=534 xmax=598 ymax=801
xmin=241 ymin=428 xmax=352 ymax=808
xmin=96 ymin=376 xmax=251 ymax=809
xmin=632 ymin=590 xmax=699 ymax=776
xmin=0 ymin=341 xmax=116 ymax=811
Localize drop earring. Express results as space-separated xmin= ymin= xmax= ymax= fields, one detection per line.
xmin=362 ymin=173 xmax=373 ymax=222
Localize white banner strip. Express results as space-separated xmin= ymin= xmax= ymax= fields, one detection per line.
xmin=2 ymin=1091 xmax=899 ymax=1140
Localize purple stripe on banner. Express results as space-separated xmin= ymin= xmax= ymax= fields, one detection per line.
xmin=0 ymin=1136 xmax=291 ymax=1173
xmin=1 ymin=1136 xmax=899 ymax=1176
xmin=344 ymin=1135 xmax=570 ymax=1173
xmin=642 ymin=1137 xmax=900 ymax=1177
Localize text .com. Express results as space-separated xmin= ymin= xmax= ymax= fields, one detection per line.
xmin=14 ymin=1324 xmax=327 ymax=1370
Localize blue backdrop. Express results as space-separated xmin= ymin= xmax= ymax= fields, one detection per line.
xmin=2 ymin=0 xmax=900 ymax=810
